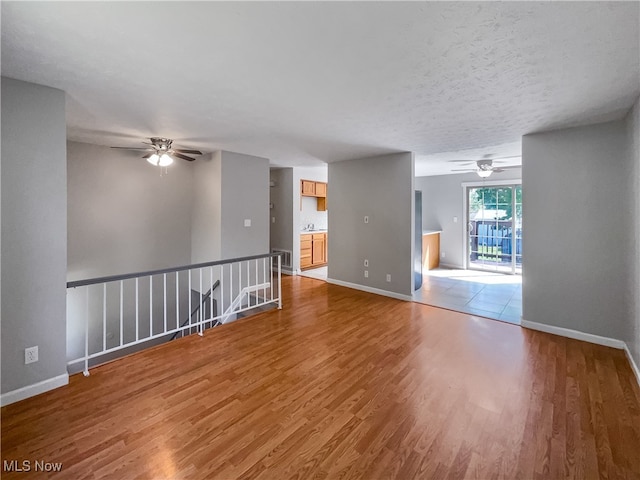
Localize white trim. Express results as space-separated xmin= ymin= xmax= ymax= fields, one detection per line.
xmin=461 ymin=178 xmax=522 ymax=188
xmin=0 ymin=373 xmax=69 ymax=407
xmin=521 ymin=319 xmax=626 ymax=349
xmin=624 ymin=344 xmax=640 ymax=388
xmin=462 ymin=180 xmax=522 ymax=272
xmin=326 ymin=278 xmax=412 ymax=301
xmin=439 ymin=262 xmax=464 ymax=270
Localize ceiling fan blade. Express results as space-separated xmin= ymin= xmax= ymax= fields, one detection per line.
xmin=173 ymin=148 xmax=203 ymax=155
xmin=495 ymin=165 xmax=522 ymax=170
xmin=451 ymin=168 xmax=477 ymax=172
xmin=448 ymin=155 xmax=520 ymax=163
xmin=111 ymin=147 xmax=154 ymax=151
xmin=172 ymin=152 xmax=196 ymax=162
xmin=142 ymin=153 xmax=154 ymax=159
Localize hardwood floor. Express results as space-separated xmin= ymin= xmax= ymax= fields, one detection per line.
xmin=2 ymin=275 xmax=640 ymax=479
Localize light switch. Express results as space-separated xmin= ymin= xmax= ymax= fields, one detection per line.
xmin=244 ymin=219 xmax=251 ymax=227
xmin=453 ymin=216 xmax=458 ymax=223
xmin=272 ymin=217 xmax=276 ymax=224
xmin=364 ymin=216 xmax=369 ymax=224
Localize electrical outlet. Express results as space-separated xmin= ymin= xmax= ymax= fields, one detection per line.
xmin=364 ymin=270 xmax=369 ymax=278
xmin=441 ymin=252 xmax=446 ymax=259
xmin=364 ymin=259 xmax=369 ymax=267
xmin=244 ymin=219 xmax=251 ymax=227
xmin=25 ymin=346 xmax=38 ymax=364
xmin=453 ymin=216 xmax=458 ymax=223
xmin=386 ymin=274 xmax=391 ymax=282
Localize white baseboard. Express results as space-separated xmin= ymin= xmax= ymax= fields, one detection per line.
xmin=624 ymin=344 xmax=640 ymax=388
xmin=326 ymin=278 xmax=412 ymax=301
xmin=521 ymin=320 xmax=640 ymax=389
xmin=1 ymin=373 xmax=69 ymax=407
xmin=439 ymin=262 xmax=464 ymax=270
xmin=521 ymin=319 xmax=626 ymax=349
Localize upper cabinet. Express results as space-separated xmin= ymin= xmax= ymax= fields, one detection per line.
xmin=300 ymin=180 xmax=327 ymax=211
xmin=301 ymin=180 xmax=327 ymax=198
xmin=301 ymin=180 xmax=316 ymax=196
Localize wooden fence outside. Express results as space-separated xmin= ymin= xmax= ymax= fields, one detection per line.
xmin=470 ymin=220 xmax=522 ymax=264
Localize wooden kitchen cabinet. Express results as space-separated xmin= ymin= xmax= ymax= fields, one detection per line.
xmin=300 ymin=235 xmax=313 ymax=268
xmin=301 ymin=180 xmax=316 ymax=196
xmin=301 ymin=180 xmax=327 ymax=198
xmin=422 ymin=232 xmax=441 ymax=270
xmin=301 ymin=232 xmax=327 ymax=269
xmin=312 ymin=234 xmax=326 ymax=264
xmin=300 ymin=180 xmax=328 ymax=211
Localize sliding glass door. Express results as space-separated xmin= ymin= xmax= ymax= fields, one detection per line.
xmin=467 ymin=184 xmax=522 ymax=274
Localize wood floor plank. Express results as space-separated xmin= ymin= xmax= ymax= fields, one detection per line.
xmin=2 ymin=275 xmax=640 ymax=479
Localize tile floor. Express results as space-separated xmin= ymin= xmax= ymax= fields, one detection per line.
xmin=413 ymin=268 xmax=522 ymax=324
xmin=299 ymin=266 xmax=328 ymax=281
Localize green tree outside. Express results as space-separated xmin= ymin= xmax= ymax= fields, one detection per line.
xmin=469 ymin=186 xmax=522 ymax=220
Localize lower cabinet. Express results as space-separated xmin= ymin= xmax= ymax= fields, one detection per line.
xmin=301 ymin=232 xmax=327 ymax=269
xmin=301 ymin=235 xmax=313 ymax=268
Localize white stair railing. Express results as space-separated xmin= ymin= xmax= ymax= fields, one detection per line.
xmin=67 ymin=253 xmax=283 ymax=376
xmin=220 ymin=283 xmax=272 ymax=325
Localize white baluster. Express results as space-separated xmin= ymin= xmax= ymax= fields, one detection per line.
xmin=135 ymin=278 xmax=139 ymax=341
xmin=84 ymin=287 xmax=90 ymax=376
xmin=103 ymin=283 xmax=107 ymax=352
xmin=120 ymin=280 xmax=124 ymax=346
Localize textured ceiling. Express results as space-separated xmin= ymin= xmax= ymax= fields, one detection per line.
xmin=2 ymin=2 xmax=639 ymax=175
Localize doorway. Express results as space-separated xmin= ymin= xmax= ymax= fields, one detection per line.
xmin=465 ymin=183 xmax=522 ymax=274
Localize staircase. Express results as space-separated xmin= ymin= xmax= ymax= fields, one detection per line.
xmin=66 ymin=252 xmax=284 ymax=375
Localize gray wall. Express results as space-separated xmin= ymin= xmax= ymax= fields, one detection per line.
xmin=68 ymin=141 xmax=194 ymax=281
xmin=625 ymin=96 xmax=640 ymax=369
xmin=328 ymin=153 xmax=414 ymax=297
xmin=415 ymin=169 xmax=522 ymax=269
xmin=191 ymin=150 xmax=270 ymax=262
xmin=522 ymin=120 xmax=630 ymax=340
xmin=1 ymin=77 xmax=68 ymax=394
xmin=220 ymin=151 xmax=270 ymax=258
xmin=191 ymin=151 xmax=222 ymax=263
xmin=269 ymin=167 xmax=294 ymax=261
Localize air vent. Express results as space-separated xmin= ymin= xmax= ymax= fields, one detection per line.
xmin=271 ymin=248 xmax=292 ymax=268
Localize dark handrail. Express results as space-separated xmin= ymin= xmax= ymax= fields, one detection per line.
xmin=67 ymin=252 xmax=282 ymax=288
xmin=171 ymin=280 xmax=220 ymax=340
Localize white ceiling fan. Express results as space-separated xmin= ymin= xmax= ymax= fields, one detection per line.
xmin=111 ymin=137 xmax=203 ymax=167
xmin=449 ymin=155 xmax=521 ymax=178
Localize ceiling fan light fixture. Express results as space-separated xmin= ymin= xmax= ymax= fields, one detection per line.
xmin=146 ymin=153 xmax=160 ymax=166
xmin=477 ymin=169 xmax=493 ymax=178
xmin=158 ymin=153 xmax=173 ymax=167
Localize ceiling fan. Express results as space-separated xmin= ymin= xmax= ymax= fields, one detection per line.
xmin=449 ymin=155 xmax=521 ymax=178
xmin=111 ymin=137 xmax=203 ymax=166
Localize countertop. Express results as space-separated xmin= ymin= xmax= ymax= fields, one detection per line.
xmin=301 ymin=229 xmax=328 ymax=233
xmin=422 ymin=230 xmax=442 ymax=235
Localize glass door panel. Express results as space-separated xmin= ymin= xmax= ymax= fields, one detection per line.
xmin=467 ymin=185 xmax=522 ymax=274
